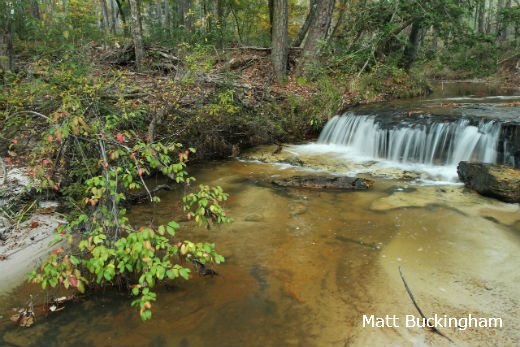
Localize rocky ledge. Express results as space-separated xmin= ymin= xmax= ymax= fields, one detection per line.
xmin=457 ymin=161 xmax=520 ymax=203
xmin=272 ymin=175 xmax=373 ymax=190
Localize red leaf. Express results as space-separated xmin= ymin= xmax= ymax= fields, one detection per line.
xmin=116 ymin=133 xmax=124 ymax=143
xmin=69 ymin=277 xmax=78 ymax=287
xmin=31 ymin=222 xmax=39 ymax=228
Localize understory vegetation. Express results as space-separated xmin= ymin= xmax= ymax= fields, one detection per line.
xmin=0 ymin=0 xmax=518 ymax=321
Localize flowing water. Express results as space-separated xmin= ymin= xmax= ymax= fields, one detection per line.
xmin=0 ymin=83 xmax=519 ymax=347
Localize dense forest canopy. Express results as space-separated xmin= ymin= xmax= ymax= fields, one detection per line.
xmin=1 ymin=0 xmax=519 ymax=77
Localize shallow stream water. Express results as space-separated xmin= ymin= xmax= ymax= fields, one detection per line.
xmin=0 ymin=83 xmax=519 ymax=347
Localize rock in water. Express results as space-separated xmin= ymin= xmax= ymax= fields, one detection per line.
xmin=272 ymin=175 xmax=372 ymax=190
xmin=457 ymin=162 xmax=520 ymax=203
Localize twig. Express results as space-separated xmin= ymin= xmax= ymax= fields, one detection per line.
xmin=398 ymin=266 xmax=454 ymax=343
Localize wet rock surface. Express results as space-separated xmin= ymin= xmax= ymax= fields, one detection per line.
xmin=457 ymin=161 xmax=520 ymax=203
xmin=272 ymin=175 xmax=372 ymax=190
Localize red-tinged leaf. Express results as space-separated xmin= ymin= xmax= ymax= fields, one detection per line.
xmin=54 ymin=185 xmax=59 ymax=191
xmin=138 ymin=168 xmax=143 ymax=176
xmin=12 ymin=139 xmax=18 ymax=144
xmin=51 ymin=248 xmax=59 ymax=254
xmin=142 ymin=257 xmax=151 ymax=263
xmin=138 ymin=227 xmax=145 ymax=232
xmin=4 ymin=158 xmax=11 ymax=163
xmin=48 ymin=135 xmax=53 ymax=143
xmin=31 ymin=222 xmax=39 ymax=228
xmin=69 ymin=277 xmax=78 ymax=287
xmin=116 ymin=133 xmax=124 ymax=143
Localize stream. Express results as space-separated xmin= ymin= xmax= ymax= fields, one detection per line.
xmin=0 ymin=82 xmax=519 ymax=347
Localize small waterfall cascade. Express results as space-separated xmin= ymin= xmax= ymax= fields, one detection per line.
xmin=317 ymin=113 xmax=508 ymax=167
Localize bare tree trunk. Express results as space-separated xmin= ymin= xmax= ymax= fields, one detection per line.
xmin=129 ymin=0 xmax=145 ymax=69
xmin=486 ymin=0 xmax=494 ymax=33
xmin=478 ymin=0 xmax=485 ymax=33
xmin=178 ymin=0 xmax=185 ymax=27
xmin=216 ymin=0 xmax=224 ymax=48
xmin=200 ymin=0 xmax=206 ymax=34
xmin=401 ymin=21 xmax=422 ymax=71
xmin=156 ymin=0 xmax=163 ymax=27
xmin=0 ymin=31 xmax=13 ymax=74
xmin=268 ymin=0 xmax=274 ymax=36
xmin=115 ymin=0 xmax=129 ymax=36
xmin=496 ymin=0 xmax=504 ymax=37
xmin=292 ymin=0 xmax=317 ymax=47
xmin=271 ymin=0 xmax=288 ymax=81
xmin=110 ymin=0 xmax=117 ymax=34
xmin=297 ymin=0 xmax=335 ymax=76
xmin=99 ymin=0 xmax=111 ymax=37
xmin=165 ymin=0 xmax=171 ymax=40
xmin=31 ymin=0 xmax=41 ymax=20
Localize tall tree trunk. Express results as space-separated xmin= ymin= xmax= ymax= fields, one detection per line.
xmin=486 ymin=0 xmax=494 ymax=33
xmin=129 ymin=0 xmax=145 ymax=69
xmin=401 ymin=21 xmax=422 ymax=71
xmin=268 ymin=0 xmax=274 ymax=36
xmin=110 ymin=0 xmax=117 ymax=34
xmin=478 ymin=0 xmax=485 ymax=33
xmin=496 ymin=0 xmax=504 ymax=36
xmin=0 ymin=31 xmax=13 ymax=74
xmin=292 ymin=0 xmax=317 ymax=47
xmin=200 ymin=0 xmax=206 ymax=34
xmin=115 ymin=0 xmax=129 ymax=36
xmin=271 ymin=0 xmax=288 ymax=81
xmin=216 ymin=0 xmax=224 ymax=48
xmin=31 ymin=0 xmax=41 ymax=20
xmin=329 ymin=0 xmax=347 ymax=42
xmin=156 ymin=0 xmax=163 ymax=27
xmin=99 ymin=0 xmax=111 ymax=37
xmin=297 ymin=0 xmax=335 ymax=76
xmin=165 ymin=0 xmax=171 ymax=40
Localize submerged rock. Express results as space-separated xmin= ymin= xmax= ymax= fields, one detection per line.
xmin=272 ymin=175 xmax=372 ymax=190
xmin=457 ymin=162 xmax=520 ymax=203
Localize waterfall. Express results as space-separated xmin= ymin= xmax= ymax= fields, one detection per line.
xmin=317 ymin=113 xmax=505 ymax=167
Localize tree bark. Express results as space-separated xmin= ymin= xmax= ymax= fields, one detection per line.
xmin=271 ymin=0 xmax=289 ymax=81
xmin=99 ymin=0 xmax=111 ymax=37
xmin=115 ymin=0 xmax=129 ymax=36
xmin=156 ymin=0 xmax=163 ymax=27
xmin=268 ymin=0 xmax=274 ymax=36
xmin=297 ymin=0 xmax=335 ymax=76
xmin=496 ymin=0 xmax=504 ymax=37
xmin=486 ymin=0 xmax=494 ymax=33
xmin=31 ymin=0 xmax=41 ymax=20
xmin=292 ymin=0 xmax=318 ymax=47
xmin=401 ymin=21 xmax=422 ymax=71
xmin=110 ymin=0 xmax=117 ymax=34
xmin=0 ymin=31 xmax=13 ymax=74
xmin=165 ymin=0 xmax=171 ymax=39
xmin=129 ymin=0 xmax=145 ymax=69
xmin=478 ymin=0 xmax=485 ymax=33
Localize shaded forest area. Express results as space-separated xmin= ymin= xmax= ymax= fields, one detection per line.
xmin=0 ymin=0 xmax=519 ymax=323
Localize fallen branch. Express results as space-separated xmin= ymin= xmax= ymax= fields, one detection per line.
xmin=398 ymin=266 xmax=454 ymax=343
xmin=126 ymin=184 xmax=173 ymax=204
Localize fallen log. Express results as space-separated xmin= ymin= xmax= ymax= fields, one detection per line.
xmin=272 ymin=175 xmax=373 ymax=190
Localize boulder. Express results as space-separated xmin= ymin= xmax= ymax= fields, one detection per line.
xmin=272 ymin=175 xmax=372 ymax=190
xmin=457 ymin=162 xmax=520 ymax=203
